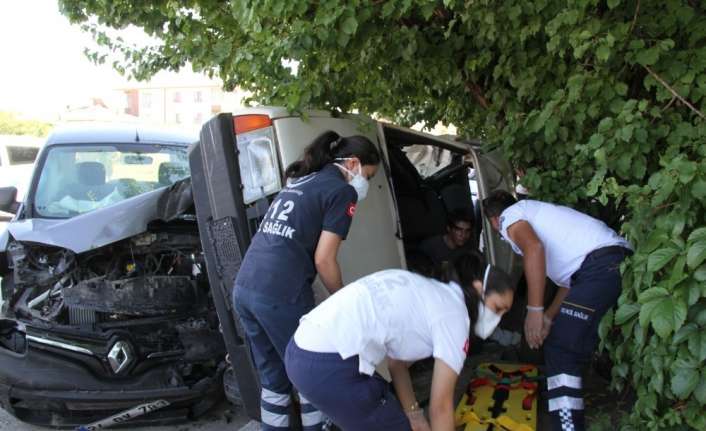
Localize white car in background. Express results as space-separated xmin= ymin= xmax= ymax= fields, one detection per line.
xmin=0 ymin=135 xmax=43 ymax=224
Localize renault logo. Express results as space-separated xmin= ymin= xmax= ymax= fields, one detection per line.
xmin=107 ymin=341 xmax=134 ymax=374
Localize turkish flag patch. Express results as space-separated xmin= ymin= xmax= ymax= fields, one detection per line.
xmin=346 ymin=202 xmax=356 ymax=217
xmin=463 ymin=339 xmax=470 ymax=355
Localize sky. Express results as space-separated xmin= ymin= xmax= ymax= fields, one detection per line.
xmin=0 ymin=1 xmax=130 ymax=119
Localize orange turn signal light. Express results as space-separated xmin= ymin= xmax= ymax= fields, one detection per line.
xmin=233 ymin=115 xmax=272 ymax=134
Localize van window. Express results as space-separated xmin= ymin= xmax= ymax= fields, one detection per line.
xmin=8 ymin=146 xmax=39 ymax=165
xmin=402 ymin=145 xmax=454 ymax=178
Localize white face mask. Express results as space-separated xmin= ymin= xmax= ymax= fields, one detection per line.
xmin=473 ymin=265 xmax=503 ymax=339
xmin=335 ymin=159 xmax=369 ymax=201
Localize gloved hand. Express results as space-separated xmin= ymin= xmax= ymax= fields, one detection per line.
xmin=540 ymin=313 xmax=553 ymax=342
xmin=406 ymin=409 xmax=431 ymax=431
xmin=524 ymin=309 xmax=544 ymax=349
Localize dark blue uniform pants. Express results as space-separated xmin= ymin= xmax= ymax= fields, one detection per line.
xmin=544 ymin=247 xmax=629 ymax=431
xmin=233 ymin=287 xmax=323 ymax=431
xmin=285 ymin=339 xmax=412 ymax=431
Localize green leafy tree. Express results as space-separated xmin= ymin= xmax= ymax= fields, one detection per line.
xmin=58 ymin=0 xmax=706 ymax=428
xmin=0 ymin=112 xmax=52 ymax=137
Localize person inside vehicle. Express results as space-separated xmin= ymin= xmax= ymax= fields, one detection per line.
xmin=232 ymin=130 xmax=380 ymax=431
xmin=482 ymin=190 xmax=632 ymax=431
xmin=419 ymin=209 xmax=477 ymax=266
xmin=284 ymin=252 xmax=514 ymax=431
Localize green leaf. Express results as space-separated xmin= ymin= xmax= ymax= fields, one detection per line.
xmin=687 ymin=240 xmax=706 ymax=269
xmin=341 ymin=16 xmax=358 ymax=35
xmin=677 ymin=160 xmax=697 ymax=183
xmin=647 ymin=248 xmax=679 ymax=272
xmin=694 ymin=264 xmax=706 ymax=281
xmin=692 ymin=178 xmax=706 ymax=200
xmin=673 ymin=323 xmax=697 ymax=345
xmin=695 ymin=375 xmax=706 ymax=404
xmin=596 ymin=45 xmax=610 ymax=62
xmin=687 ymin=227 xmax=706 ymax=243
xmin=638 ymin=286 xmax=669 ymax=304
xmin=639 ymin=298 xmax=661 ymax=328
xmin=636 ymin=47 xmax=660 ymax=66
xmin=607 ymin=0 xmax=621 ymax=9
xmin=614 ymin=303 xmax=640 ymax=325
xmin=651 ymin=296 xmax=687 ymax=338
xmin=645 ymin=230 xmax=669 ymax=252
xmin=688 ymin=331 xmax=706 ymax=361
xmin=671 ymin=368 xmax=699 ymax=399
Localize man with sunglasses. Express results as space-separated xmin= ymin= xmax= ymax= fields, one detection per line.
xmin=420 ymin=209 xmax=477 ymax=266
xmin=482 ymin=190 xmax=632 ymax=431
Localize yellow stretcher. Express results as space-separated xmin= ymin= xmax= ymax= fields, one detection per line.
xmin=454 ymin=363 xmax=539 ymax=431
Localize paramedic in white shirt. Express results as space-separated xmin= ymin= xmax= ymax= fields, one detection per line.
xmin=284 ymin=253 xmax=514 ymax=431
xmin=482 ymin=190 xmax=632 ymax=431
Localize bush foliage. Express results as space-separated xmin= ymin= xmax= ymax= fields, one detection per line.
xmin=59 ymin=0 xmax=706 ymax=428
xmin=0 ymin=112 xmax=52 ymax=137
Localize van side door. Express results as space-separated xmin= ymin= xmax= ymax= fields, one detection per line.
xmin=468 ymin=146 xmax=523 ymax=284
xmin=272 ymin=116 xmax=405 ymax=298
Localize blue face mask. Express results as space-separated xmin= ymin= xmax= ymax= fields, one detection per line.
xmin=335 ymin=159 xmax=369 ymax=201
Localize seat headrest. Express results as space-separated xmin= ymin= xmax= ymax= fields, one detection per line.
xmin=76 ymin=162 xmax=106 ymax=186
xmin=158 ymin=162 xmax=187 ymax=185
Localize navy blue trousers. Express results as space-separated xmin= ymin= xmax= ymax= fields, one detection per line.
xmin=285 ymin=339 xmax=412 ymax=431
xmin=233 ymin=287 xmax=323 ymax=431
xmin=544 ymin=247 xmax=629 ymax=431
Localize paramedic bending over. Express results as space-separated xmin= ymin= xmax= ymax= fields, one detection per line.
xmin=285 ymin=253 xmax=515 ymax=431
xmin=233 ymin=131 xmax=380 ymax=431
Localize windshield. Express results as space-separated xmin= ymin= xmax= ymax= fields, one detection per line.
xmin=34 ymin=143 xmax=189 ymax=218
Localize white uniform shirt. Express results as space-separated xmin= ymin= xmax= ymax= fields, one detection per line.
xmin=294 ymin=269 xmax=470 ymax=376
xmin=499 ymin=200 xmax=631 ymax=288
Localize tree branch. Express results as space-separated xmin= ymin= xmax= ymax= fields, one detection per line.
xmin=628 ymin=0 xmax=641 ymax=36
xmin=464 ymin=81 xmax=490 ymax=110
xmin=644 ymin=65 xmax=706 ymax=119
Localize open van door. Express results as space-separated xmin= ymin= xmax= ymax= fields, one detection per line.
xmin=189 ymin=114 xmax=261 ymax=420
xmin=467 ymin=146 xmax=523 ymax=284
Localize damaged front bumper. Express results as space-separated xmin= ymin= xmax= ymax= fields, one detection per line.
xmin=0 ymin=317 xmax=225 ymax=427
xmin=0 ymin=181 xmax=228 ymax=427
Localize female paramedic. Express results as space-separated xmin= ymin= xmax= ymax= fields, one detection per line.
xmin=233 ymin=130 xmax=381 ymax=431
xmin=284 ymin=252 xmax=515 ymax=431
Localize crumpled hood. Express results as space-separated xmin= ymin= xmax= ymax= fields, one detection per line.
xmin=2 ymin=179 xmax=193 ymax=254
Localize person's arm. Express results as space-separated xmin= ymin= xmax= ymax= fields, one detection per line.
xmin=546 ymin=287 xmax=569 ymax=320
xmin=541 ymin=286 xmax=569 ymax=341
xmin=428 ymin=359 xmax=458 ymax=431
xmin=506 ymin=220 xmax=546 ymax=349
xmin=389 ymin=359 xmax=431 ymax=431
xmin=389 ymin=359 xmax=416 ymax=412
xmin=314 ymin=231 xmax=344 ymax=294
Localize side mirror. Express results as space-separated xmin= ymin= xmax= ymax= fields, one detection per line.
xmin=0 ymin=187 xmax=18 ymax=214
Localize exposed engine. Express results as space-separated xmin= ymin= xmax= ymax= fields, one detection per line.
xmin=1 ymin=217 xmax=226 ymax=382
xmin=5 ymin=223 xmax=209 ymax=326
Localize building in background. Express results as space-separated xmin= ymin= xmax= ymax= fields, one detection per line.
xmin=114 ymin=70 xmax=249 ymax=131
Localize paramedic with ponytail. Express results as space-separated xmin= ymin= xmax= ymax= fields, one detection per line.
xmin=284 ymin=253 xmax=515 ymax=431
xmin=233 ymin=131 xmax=380 ymax=431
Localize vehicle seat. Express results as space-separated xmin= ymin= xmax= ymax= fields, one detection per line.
xmin=159 ymin=162 xmax=188 ymax=186
xmin=68 ymin=161 xmax=114 ymax=201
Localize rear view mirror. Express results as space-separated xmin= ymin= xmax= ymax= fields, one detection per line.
xmin=0 ymin=187 xmax=18 ymax=214
xmin=123 ymin=154 xmax=154 ymax=165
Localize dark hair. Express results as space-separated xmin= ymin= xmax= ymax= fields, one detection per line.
xmin=284 ymin=130 xmax=381 ymax=179
xmin=433 ymin=251 xmax=514 ymax=326
xmin=482 ymin=190 xmax=517 ymax=219
xmin=447 ymin=208 xmax=473 ymax=229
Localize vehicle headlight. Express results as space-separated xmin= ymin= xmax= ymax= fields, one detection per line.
xmin=236 ymin=126 xmax=281 ymax=204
